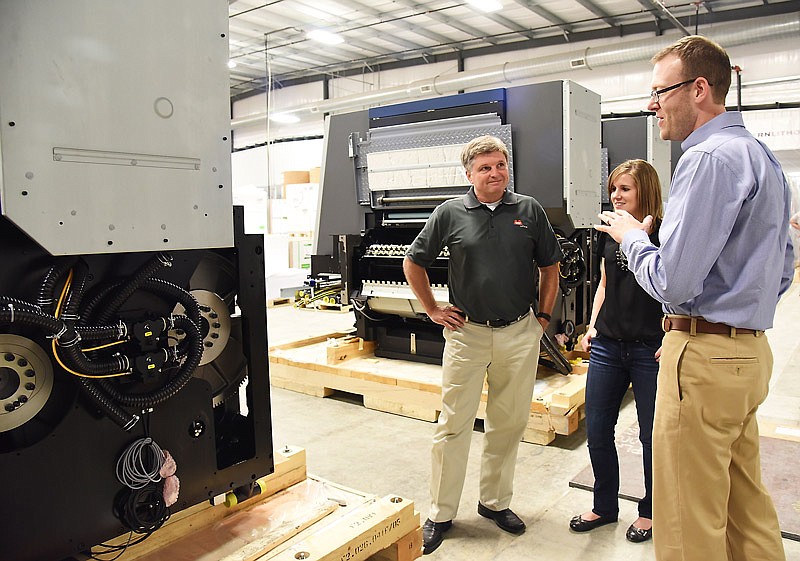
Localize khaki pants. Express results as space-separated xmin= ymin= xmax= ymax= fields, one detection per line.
xmin=429 ymin=313 xmax=541 ymax=522
xmin=653 ymin=330 xmax=785 ymax=561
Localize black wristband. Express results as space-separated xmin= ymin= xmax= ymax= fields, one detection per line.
xmin=536 ymin=312 xmax=552 ymax=322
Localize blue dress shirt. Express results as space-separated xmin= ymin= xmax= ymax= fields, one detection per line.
xmin=622 ymin=111 xmax=794 ymax=331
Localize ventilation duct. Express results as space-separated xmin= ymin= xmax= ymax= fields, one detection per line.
xmin=231 ymin=13 xmax=800 ymax=130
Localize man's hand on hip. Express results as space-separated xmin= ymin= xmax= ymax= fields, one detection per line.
xmin=428 ymin=305 xmax=465 ymax=330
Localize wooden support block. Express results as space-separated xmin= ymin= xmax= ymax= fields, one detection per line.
xmin=271 ymin=373 xmax=335 ymax=399
xmin=267 ymin=495 xmax=418 ymax=561
xmin=363 ymin=395 xmax=440 ymax=422
xmin=525 ymin=404 xmax=582 ymax=436
xmin=550 ymin=379 xmax=586 ymax=410
xmin=368 ymin=525 xmax=422 ymax=561
xmin=523 ymin=426 xmax=556 ymax=445
xmin=526 ymin=411 xmax=553 ymax=432
xmin=258 ymin=445 xmax=308 ymax=497
xmin=327 ymin=337 xmax=377 ymax=364
xmin=551 ymin=404 xmax=582 ymax=435
xmin=548 ymin=402 xmax=572 ymax=416
xmin=530 ymin=397 xmax=549 ymax=415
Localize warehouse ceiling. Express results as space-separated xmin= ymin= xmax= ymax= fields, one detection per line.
xmin=227 ymin=0 xmax=800 ymax=101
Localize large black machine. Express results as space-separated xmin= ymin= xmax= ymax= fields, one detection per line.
xmin=0 ymin=3 xmax=273 ymax=561
xmin=314 ymin=83 xmax=606 ymax=373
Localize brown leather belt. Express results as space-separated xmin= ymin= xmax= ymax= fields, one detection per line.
xmin=661 ymin=316 xmax=760 ymax=336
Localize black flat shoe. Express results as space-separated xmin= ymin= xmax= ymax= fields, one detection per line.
xmin=422 ymin=518 xmax=452 ymax=554
xmin=569 ymin=513 xmax=617 ymax=532
xmin=477 ymin=503 xmax=526 ymax=534
xmin=626 ymin=523 xmax=652 ymax=543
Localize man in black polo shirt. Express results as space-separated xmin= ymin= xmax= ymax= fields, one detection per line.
xmin=404 ymin=135 xmax=562 ymax=554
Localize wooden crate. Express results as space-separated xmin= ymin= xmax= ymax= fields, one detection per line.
xmin=96 ymin=446 xmax=421 ymax=561
xmin=268 ymin=334 xmax=589 ymax=445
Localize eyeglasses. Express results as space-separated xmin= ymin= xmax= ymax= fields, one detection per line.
xmin=649 ymin=78 xmax=710 ymax=104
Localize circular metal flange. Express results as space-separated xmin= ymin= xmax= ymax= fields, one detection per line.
xmin=0 ymin=334 xmax=54 ymax=433
xmin=173 ymin=289 xmax=231 ymax=366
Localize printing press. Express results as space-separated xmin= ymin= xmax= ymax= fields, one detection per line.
xmin=314 ymin=82 xmax=603 ymax=372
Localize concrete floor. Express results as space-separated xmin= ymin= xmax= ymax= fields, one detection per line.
xmin=265 ymin=282 xmax=800 ymax=561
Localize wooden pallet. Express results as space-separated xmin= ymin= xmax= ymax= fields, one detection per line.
xmin=92 ymin=446 xmax=421 ymax=561
xmin=267 ymin=297 xmax=294 ymax=308
xmin=268 ymin=333 xmax=589 ymax=445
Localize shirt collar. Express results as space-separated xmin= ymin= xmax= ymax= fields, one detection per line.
xmin=462 ymin=187 xmax=519 ymax=209
xmin=681 ymin=111 xmax=745 ymax=152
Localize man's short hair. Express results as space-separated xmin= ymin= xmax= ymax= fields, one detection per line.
xmin=461 ymin=135 xmax=509 ymax=171
xmin=651 ymin=35 xmax=731 ymax=104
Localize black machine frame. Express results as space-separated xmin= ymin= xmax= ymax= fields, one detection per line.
xmin=0 ymin=207 xmax=274 ymax=561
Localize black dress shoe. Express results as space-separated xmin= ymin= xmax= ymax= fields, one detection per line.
xmin=569 ymin=513 xmax=617 ymax=532
xmin=477 ymin=503 xmax=526 ymax=534
xmin=422 ymin=518 xmax=452 ymax=555
xmin=626 ymin=523 xmax=652 ymax=543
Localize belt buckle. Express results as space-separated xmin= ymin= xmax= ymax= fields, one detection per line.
xmin=661 ymin=315 xmax=672 ymax=333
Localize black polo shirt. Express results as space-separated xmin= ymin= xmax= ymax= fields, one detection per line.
xmin=595 ymin=231 xmax=664 ymax=341
xmin=407 ymin=187 xmax=563 ymax=323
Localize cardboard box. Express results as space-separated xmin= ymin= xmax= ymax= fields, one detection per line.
xmin=289 ymin=236 xmax=313 ymax=270
xmin=283 ymin=170 xmax=310 ymax=185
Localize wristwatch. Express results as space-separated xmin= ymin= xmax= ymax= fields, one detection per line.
xmin=536 ymin=312 xmax=551 ymax=322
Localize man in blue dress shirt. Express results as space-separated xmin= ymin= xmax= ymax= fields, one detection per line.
xmin=597 ymin=35 xmax=793 ymax=561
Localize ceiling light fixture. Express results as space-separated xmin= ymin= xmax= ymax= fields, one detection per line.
xmin=269 ymin=112 xmax=300 ymax=124
xmin=307 ymin=29 xmax=344 ymax=45
xmin=466 ymin=0 xmax=502 ymax=13
xmin=227 ymin=60 xmax=237 ymax=69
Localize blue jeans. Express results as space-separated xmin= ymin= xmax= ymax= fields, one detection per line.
xmin=585 ymin=334 xmax=660 ymax=519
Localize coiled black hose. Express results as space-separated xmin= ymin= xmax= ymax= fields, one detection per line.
xmin=96 ymin=253 xmax=172 ymax=325
xmin=76 ymin=324 xmax=126 ymax=341
xmin=0 ymin=305 xmax=62 ymax=333
xmin=3 ymin=253 xmax=201 ymax=431
xmin=37 ymin=258 xmax=76 ymax=314
xmin=141 ymin=278 xmax=202 ymax=328
xmin=98 ymin=315 xmax=203 ymax=408
xmin=0 ymin=303 xmax=138 ymax=428
xmin=79 ymin=378 xmax=139 ymax=430
xmin=78 ymin=281 xmax=120 ymax=327
xmin=0 ymin=296 xmax=44 ymax=314
xmin=59 ymin=330 xmax=129 ymax=375
xmin=61 ymin=260 xmax=89 ymax=321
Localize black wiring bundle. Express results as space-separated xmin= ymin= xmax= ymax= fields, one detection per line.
xmin=0 ymin=253 xmax=205 ymax=431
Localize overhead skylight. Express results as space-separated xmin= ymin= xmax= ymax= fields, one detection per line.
xmin=466 ymin=0 xmax=503 ymax=13
xmin=306 ymin=29 xmax=344 ymax=45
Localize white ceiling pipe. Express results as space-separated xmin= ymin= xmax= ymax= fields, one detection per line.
xmin=640 ymin=0 xmax=692 ymax=37
xmin=231 ymin=13 xmax=800 ymax=130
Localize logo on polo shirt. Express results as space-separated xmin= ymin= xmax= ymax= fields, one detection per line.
xmin=513 ymin=219 xmax=528 ymax=229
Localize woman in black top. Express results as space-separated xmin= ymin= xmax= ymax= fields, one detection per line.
xmin=569 ymin=159 xmax=664 ymax=543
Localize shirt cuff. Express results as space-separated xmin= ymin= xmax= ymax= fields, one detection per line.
xmin=620 ymin=228 xmax=650 ymax=257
